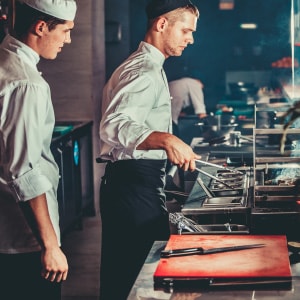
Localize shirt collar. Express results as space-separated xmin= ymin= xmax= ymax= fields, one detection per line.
xmin=138 ymin=41 xmax=165 ymax=67
xmin=1 ymin=34 xmax=40 ymax=68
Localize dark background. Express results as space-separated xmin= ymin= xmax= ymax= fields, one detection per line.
xmin=129 ymin=0 xmax=292 ymax=112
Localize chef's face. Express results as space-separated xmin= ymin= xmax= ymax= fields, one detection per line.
xmin=38 ymin=20 xmax=74 ymax=59
xmin=161 ymin=11 xmax=197 ymax=58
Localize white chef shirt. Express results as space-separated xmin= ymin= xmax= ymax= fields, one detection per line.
xmin=168 ymin=77 xmax=206 ymax=124
xmin=99 ymin=41 xmax=172 ymax=162
xmin=0 ymin=35 xmax=60 ymax=253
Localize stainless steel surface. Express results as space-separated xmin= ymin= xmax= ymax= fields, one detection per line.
xmin=195 ymin=167 xmax=235 ymax=190
xmin=194 ymin=224 xmax=249 ymax=233
xmin=256 ymin=157 xmax=300 ymax=163
xmin=203 ymin=196 xmax=244 ymax=207
xmin=255 ymin=195 xmax=300 ymax=202
xmin=255 ymin=185 xmax=296 ymax=192
xmin=196 ymin=177 xmax=214 ymax=198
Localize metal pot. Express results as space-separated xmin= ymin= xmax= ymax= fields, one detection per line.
xmin=195 ymin=115 xmax=238 ymax=142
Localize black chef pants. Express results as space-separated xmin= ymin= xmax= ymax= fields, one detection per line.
xmin=99 ymin=159 xmax=170 ymax=300
xmin=0 ymin=252 xmax=61 ymax=300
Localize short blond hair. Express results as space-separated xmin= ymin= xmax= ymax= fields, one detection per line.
xmin=165 ymin=6 xmax=199 ymax=25
xmin=147 ymin=5 xmax=199 ymax=30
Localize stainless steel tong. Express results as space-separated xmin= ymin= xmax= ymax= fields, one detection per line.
xmin=195 ymin=159 xmax=243 ymax=175
xmin=195 ymin=167 xmax=235 ymax=190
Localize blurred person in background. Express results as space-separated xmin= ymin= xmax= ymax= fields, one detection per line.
xmin=169 ymin=75 xmax=207 ymax=136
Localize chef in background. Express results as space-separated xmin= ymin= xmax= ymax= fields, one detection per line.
xmin=169 ymin=74 xmax=207 ymax=136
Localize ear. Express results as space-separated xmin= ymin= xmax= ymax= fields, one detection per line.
xmin=156 ymin=17 xmax=168 ymax=32
xmin=33 ymin=20 xmax=47 ymax=37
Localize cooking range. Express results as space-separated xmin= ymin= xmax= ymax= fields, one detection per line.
xmin=179 ymin=164 xmax=252 ymax=234
xmin=177 ymin=109 xmax=300 ymax=239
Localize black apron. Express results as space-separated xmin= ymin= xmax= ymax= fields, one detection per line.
xmin=99 ymin=159 xmax=170 ymax=300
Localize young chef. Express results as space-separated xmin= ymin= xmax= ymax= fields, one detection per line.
xmin=0 ymin=0 xmax=76 ymax=299
xmin=98 ymin=0 xmax=200 ymax=298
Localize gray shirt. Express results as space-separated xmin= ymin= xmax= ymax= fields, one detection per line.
xmin=99 ymin=41 xmax=172 ymax=161
xmin=0 ymin=35 xmax=60 ymax=253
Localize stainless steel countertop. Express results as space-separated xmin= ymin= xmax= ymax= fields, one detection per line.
xmin=128 ymin=241 xmax=300 ymax=300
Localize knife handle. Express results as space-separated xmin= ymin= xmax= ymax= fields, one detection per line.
xmin=161 ymin=247 xmax=204 ymax=258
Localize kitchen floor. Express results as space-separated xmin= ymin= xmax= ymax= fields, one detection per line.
xmin=59 ymin=200 xmax=181 ymax=300
xmin=61 ymin=215 xmax=101 ymax=300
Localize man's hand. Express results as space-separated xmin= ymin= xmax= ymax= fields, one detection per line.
xmin=41 ymin=247 xmax=68 ymax=282
xmin=163 ymin=134 xmax=200 ymax=171
xmin=137 ymin=132 xmax=201 ymax=171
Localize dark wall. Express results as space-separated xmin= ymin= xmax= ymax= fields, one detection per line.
xmin=106 ymin=0 xmax=291 ymax=112
xmin=129 ymin=0 xmax=291 ymax=112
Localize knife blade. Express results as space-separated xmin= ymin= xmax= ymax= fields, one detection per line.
xmin=160 ymin=244 xmax=265 ymax=258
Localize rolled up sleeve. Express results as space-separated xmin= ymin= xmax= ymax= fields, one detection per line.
xmin=1 ymin=83 xmax=54 ymax=201
xmin=8 ymin=166 xmax=52 ymax=201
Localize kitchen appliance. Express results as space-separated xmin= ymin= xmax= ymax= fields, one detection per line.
xmin=251 ymin=105 xmax=300 ymax=239
xmin=195 ymin=114 xmax=238 ymax=142
xmin=181 ymin=104 xmax=300 ymax=238
xmin=228 ymin=82 xmax=259 ymax=100
xmin=253 ymin=105 xmax=300 ymax=205
xmin=180 ymin=164 xmax=252 ymax=234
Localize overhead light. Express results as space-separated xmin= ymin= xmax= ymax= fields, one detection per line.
xmin=219 ymin=0 xmax=234 ymax=10
xmin=240 ymin=23 xmax=258 ymax=29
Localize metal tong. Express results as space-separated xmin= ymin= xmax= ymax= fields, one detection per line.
xmin=169 ymin=213 xmax=207 ymax=234
xmin=195 ymin=159 xmax=243 ymax=175
xmin=160 ymin=243 xmax=265 ymax=258
xmin=195 ymin=167 xmax=235 ymax=190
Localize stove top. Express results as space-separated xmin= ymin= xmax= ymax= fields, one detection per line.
xmin=182 ymin=166 xmax=251 ymax=215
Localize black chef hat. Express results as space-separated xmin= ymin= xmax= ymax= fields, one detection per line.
xmin=146 ymin=0 xmax=194 ymax=20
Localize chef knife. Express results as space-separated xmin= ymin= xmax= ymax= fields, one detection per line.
xmin=160 ymin=243 xmax=265 ymax=258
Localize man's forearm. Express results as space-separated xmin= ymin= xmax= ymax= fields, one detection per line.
xmin=25 ymin=194 xmax=59 ymax=249
xmin=136 ymin=131 xmax=174 ymax=150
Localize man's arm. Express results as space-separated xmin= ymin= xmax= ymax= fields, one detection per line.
xmin=137 ymin=131 xmax=200 ymax=171
xmin=22 ymin=194 xmax=68 ymax=282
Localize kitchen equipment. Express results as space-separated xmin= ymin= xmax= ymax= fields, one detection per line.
xmin=195 ymin=114 xmax=238 ymax=142
xmin=182 ymin=166 xmax=250 ymax=223
xmin=229 ymin=82 xmax=259 ymax=99
xmin=195 ymin=167 xmax=235 ymax=190
xmin=160 ymin=243 xmax=265 ymax=258
xmin=229 ymin=131 xmax=241 ymax=145
xmin=195 ymin=173 xmax=246 ymax=207
xmin=169 ymin=212 xmax=207 ymax=234
xmin=254 ymin=106 xmax=300 ymax=204
xmin=288 ymin=241 xmax=300 ymax=253
xmin=195 ymin=159 xmax=243 ymax=175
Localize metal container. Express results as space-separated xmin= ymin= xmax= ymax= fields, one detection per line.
xmin=195 ymin=114 xmax=238 ymax=142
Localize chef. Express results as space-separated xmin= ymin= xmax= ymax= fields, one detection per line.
xmin=98 ymin=0 xmax=201 ymax=299
xmin=0 ymin=1 xmax=76 ymax=299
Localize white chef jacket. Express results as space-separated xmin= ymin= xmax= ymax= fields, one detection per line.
xmin=168 ymin=77 xmax=206 ymax=124
xmin=99 ymin=41 xmax=172 ymax=162
xmin=0 ymin=35 xmax=60 ymax=253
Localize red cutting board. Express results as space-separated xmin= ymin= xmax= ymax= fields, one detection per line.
xmin=154 ymin=235 xmax=291 ymax=285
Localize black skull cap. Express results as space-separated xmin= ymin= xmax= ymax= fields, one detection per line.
xmin=146 ymin=0 xmax=194 ymax=19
